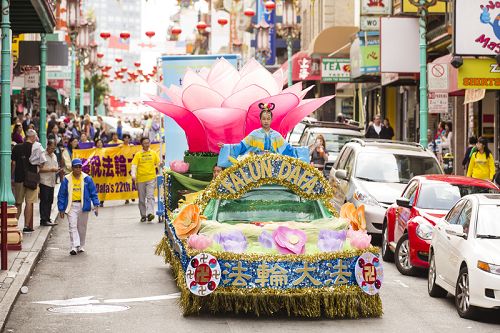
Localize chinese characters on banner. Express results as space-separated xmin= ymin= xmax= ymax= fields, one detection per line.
xmin=73 ymin=144 xmax=160 ymax=201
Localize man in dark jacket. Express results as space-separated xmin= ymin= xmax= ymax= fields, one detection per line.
xmin=365 ymin=114 xmax=389 ymax=139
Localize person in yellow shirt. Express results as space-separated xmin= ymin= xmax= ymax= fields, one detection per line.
xmin=131 ymin=137 xmax=160 ymax=222
xmin=467 ymin=137 xmax=496 ymax=181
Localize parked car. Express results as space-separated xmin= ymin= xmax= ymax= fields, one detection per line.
xmin=298 ymin=121 xmax=363 ymax=176
xmin=329 ymin=139 xmax=442 ymax=234
xmin=428 ymin=193 xmax=500 ymax=318
xmin=382 ymin=175 xmax=499 ymax=276
xmin=286 ymin=117 xmax=317 ymax=146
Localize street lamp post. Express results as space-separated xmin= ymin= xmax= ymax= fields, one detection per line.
xmin=255 ymin=19 xmax=271 ymax=66
xmin=89 ymin=44 xmax=97 ymax=116
xmin=78 ymin=22 xmax=89 ymax=116
xmin=66 ymin=0 xmax=80 ymax=114
xmin=409 ymin=0 xmax=436 ymax=148
xmin=282 ymin=0 xmax=299 ymax=87
xmin=39 ymin=33 xmax=47 ymax=148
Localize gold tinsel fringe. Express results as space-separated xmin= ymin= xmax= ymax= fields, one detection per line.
xmin=154 ymin=236 xmax=172 ymax=264
xmin=159 ymin=239 xmax=383 ymax=319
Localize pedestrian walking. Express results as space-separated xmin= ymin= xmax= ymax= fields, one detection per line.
xmin=365 ymin=114 xmax=389 ymax=139
xmin=62 ymin=137 xmax=79 ymax=174
xmin=57 ymin=158 xmax=100 ymax=255
xmin=39 ymin=139 xmax=59 ymax=226
xmin=11 ymin=129 xmax=40 ymax=232
xmin=382 ymin=118 xmax=394 ymax=140
xmin=467 ymin=137 xmax=496 ymax=182
xmin=462 ymin=136 xmax=477 ymax=173
xmin=131 ymin=137 xmax=160 ymax=222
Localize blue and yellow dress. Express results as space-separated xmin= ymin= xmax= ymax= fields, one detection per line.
xmin=217 ymin=128 xmax=308 ymax=167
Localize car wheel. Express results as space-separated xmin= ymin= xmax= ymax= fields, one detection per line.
xmin=381 ymin=222 xmax=394 ymax=262
xmin=395 ymin=233 xmax=418 ymax=276
xmin=455 ymin=267 xmax=478 ymax=319
xmin=428 ymin=252 xmax=447 ymax=298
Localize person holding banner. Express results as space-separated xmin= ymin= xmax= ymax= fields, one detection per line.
xmin=57 ymin=158 xmax=100 ymax=255
xmin=131 ymin=137 xmax=160 ymax=222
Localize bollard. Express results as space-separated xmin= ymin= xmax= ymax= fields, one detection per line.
xmin=1 ymin=201 xmax=7 ymax=270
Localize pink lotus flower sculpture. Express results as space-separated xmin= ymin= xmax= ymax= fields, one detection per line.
xmin=187 ymin=234 xmax=212 ymax=251
xmin=144 ymin=58 xmax=334 ymax=153
xmin=347 ymin=228 xmax=372 ymax=250
xmin=273 ymin=226 xmax=307 ymax=255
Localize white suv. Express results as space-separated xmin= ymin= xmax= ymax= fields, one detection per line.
xmin=329 ymin=139 xmax=443 ymax=234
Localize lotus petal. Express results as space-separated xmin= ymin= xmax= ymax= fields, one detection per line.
xmin=144 ymin=101 xmax=209 ymax=152
xmin=144 ymin=93 xmax=165 ymax=102
xmin=207 ymin=58 xmax=241 ymax=98
xmin=238 ymin=58 xmax=263 ymax=78
xmin=245 ymin=93 xmax=300 ymax=135
xmin=182 ymin=84 xmax=225 ymax=110
xmin=198 ymin=67 xmax=210 ymax=80
xmin=278 ymin=95 xmax=335 ymax=137
xmin=233 ymin=67 xmax=280 ymax=96
xmin=272 ymin=68 xmax=285 ymax=91
xmin=193 ymin=108 xmax=247 ymax=152
xmin=182 ymin=68 xmax=210 ymax=90
xmin=299 ymin=85 xmax=315 ymax=99
xmin=282 ymin=82 xmax=303 ymax=98
xmin=222 ymin=84 xmax=270 ymax=111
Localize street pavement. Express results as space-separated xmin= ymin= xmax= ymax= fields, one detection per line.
xmin=3 ymin=202 xmax=500 ymax=333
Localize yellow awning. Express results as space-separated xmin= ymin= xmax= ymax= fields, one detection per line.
xmin=307 ymin=26 xmax=359 ymax=56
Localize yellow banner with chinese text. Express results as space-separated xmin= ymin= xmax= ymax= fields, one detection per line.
xmin=73 ymin=144 xmax=161 ymax=201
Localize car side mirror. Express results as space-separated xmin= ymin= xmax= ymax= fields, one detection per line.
xmin=335 ymin=169 xmax=349 ymax=181
xmin=445 ymin=224 xmax=466 ymax=239
xmin=396 ymin=197 xmax=412 ymax=209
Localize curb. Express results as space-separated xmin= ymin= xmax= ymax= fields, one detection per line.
xmin=0 ymin=225 xmax=53 ymax=331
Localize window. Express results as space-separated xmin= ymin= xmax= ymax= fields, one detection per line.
xmin=403 ymin=181 xmax=419 ymax=206
xmin=344 ymin=152 xmax=355 ymax=177
xmin=457 ymin=201 xmax=472 ymax=234
xmin=336 ymin=147 xmax=352 ymax=170
xmin=446 ymin=200 xmax=466 ymax=225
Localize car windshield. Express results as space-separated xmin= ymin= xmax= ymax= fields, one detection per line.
xmin=417 ymin=183 xmax=497 ymax=210
xmin=476 ymin=205 xmax=500 ymax=238
xmin=308 ymin=132 xmax=361 ymax=153
xmin=289 ymin=123 xmax=306 ymax=144
xmin=215 ymin=188 xmax=327 ymax=223
xmin=355 ymin=152 xmax=441 ymax=183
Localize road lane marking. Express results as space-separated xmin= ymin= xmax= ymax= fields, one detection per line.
xmin=394 ymin=279 xmax=409 ymax=288
xmin=103 ymin=293 xmax=181 ymax=303
xmin=34 ymin=296 xmax=100 ymax=306
xmin=47 ymin=305 xmax=130 ymax=314
xmin=33 ymin=293 xmax=180 ymax=306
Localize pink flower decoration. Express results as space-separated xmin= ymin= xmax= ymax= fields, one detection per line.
xmin=187 ymin=234 xmax=212 ymax=251
xmin=273 ymin=226 xmax=307 ymax=255
xmin=169 ymin=160 xmax=189 ymax=173
xmin=144 ymin=58 xmax=334 ymax=153
xmin=347 ymin=228 xmax=372 ymax=250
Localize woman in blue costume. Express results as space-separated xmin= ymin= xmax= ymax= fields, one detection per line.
xmin=217 ymin=103 xmax=308 ymax=167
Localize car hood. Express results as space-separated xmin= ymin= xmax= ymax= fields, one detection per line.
xmin=475 ymin=240 xmax=500 ymax=264
xmin=415 ymin=209 xmax=447 ymax=225
xmin=356 ymin=180 xmax=407 ymax=204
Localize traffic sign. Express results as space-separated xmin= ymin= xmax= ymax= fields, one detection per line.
xmin=427 ymin=63 xmax=449 ymax=91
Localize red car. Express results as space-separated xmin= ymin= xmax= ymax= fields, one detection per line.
xmin=381 ymin=175 xmax=499 ymax=275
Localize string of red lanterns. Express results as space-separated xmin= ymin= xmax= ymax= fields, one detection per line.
xmin=264 ymin=1 xmax=276 ymax=10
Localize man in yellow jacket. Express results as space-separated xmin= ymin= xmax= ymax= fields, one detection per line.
xmin=131 ymin=137 xmax=160 ymax=222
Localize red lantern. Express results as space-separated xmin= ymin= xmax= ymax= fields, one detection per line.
xmin=109 ymin=79 xmax=114 ymax=83
xmin=100 ymin=31 xmax=111 ymax=40
xmin=171 ymin=26 xmax=182 ymax=35
xmin=264 ymin=1 xmax=276 ymax=10
xmin=145 ymin=31 xmax=155 ymax=38
xmin=196 ymin=21 xmax=208 ymax=31
xmin=121 ymin=66 xmax=127 ymax=73
xmin=122 ymin=79 xmax=127 ymax=83
xmin=244 ymin=8 xmax=255 ymax=17
xmin=97 ymin=52 xmax=104 ymax=59
xmin=217 ymin=18 xmax=228 ymax=26
xmin=119 ymin=31 xmax=131 ymax=40
xmin=134 ymin=61 xmax=141 ymax=68
xmin=115 ymin=57 xmax=122 ymax=63
xmin=137 ymin=69 xmax=143 ymax=75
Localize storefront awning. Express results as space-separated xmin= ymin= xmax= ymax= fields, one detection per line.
xmin=11 ymin=0 xmax=56 ymax=34
xmin=307 ymin=26 xmax=359 ymax=56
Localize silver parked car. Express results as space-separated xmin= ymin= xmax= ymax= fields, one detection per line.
xmin=329 ymin=139 xmax=443 ymax=234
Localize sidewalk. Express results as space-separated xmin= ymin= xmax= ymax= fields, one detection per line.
xmin=0 ymin=194 xmax=56 ymax=331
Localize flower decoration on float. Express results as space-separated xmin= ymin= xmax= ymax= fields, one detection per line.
xmin=172 ymin=203 xmax=205 ymax=239
xmin=258 ymin=231 xmax=274 ymax=249
xmin=340 ymin=202 xmax=366 ymax=231
xmin=187 ymin=234 xmax=212 ymax=251
xmin=144 ymin=58 xmax=334 ymax=153
xmin=318 ymin=230 xmax=346 ymax=253
xmin=347 ymin=228 xmax=372 ymax=250
xmin=273 ymin=226 xmax=306 ymax=255
xmin=214 ymin=230 xmax=248 ymax=253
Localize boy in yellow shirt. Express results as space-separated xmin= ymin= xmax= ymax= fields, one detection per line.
xmin=131 ymin=137 xmax=160 ymax=222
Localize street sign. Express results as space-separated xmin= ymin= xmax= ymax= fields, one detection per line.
xmin=361 ymin=0 xmax=392 ymax=15
xmin=427 ymin=63 xmax=449 ymax=91
xmin=321 ymin=58 xmax=351 ymax=82
xmin=24 ymin=69 xmax=40 ymax=88
xmin=48 ymin=70 xmax=71 ymax=80
xmin=428 ymin=92 xmax=449 ymax=113
xmin=360 ymin=16 xmax=380 ymax=31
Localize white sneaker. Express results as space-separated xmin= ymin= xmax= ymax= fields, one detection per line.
xmin=77 ymin=246 xmax=85 ymax=253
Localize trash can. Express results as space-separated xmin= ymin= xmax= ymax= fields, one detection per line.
xmin=443 ymin=153 xmax=454 ymax=175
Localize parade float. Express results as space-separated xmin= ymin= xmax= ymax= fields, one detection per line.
xmin=149 ymin=57 xmax=383 ymax=318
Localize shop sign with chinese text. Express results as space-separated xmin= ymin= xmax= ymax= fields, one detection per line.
xmin=454 ymin=0 xmax=500 ymax=56
xmin=321 ymin=58 xmax=351 ymax=83
xmin=361 ymin=0 xmax=392 ymax=15
xmin=458 ymin=58 xmax=500 ymax=90
xmin=428 ymin=92 xmax=449 ymax=114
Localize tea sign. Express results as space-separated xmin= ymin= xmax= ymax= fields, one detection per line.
xmin=321 ymin=58 xmax=351 ymax=83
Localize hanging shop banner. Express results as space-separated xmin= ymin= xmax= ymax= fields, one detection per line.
xmin=73 ymin=144 xmax=161 ymax=201
xmin=464 ymin=89 xmax=486 ymax=104
xmin=350 ymin=37 xmax=380 ymax=78
xmin=458 ymin=58 xmax=500 ymax=90
xmin=292 ymin=53 xmax=321 ymax=81
xmin=321 ymin=58 xmax=351 ymax=83
xmin=428 ymin=92 xmax=449 ymax=114
xmin=401 ymin=0 xmax=446 ymax=14
xmin=454 ymin=0 xmax=500 ymax=56
xmin=257 ymin=0 xmax=276 ymax=66
xmin=361 ymin=0 xmax=392 ymax=15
